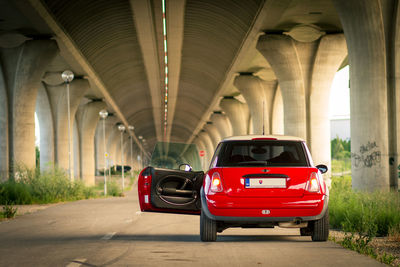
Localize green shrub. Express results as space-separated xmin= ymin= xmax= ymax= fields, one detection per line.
xmin=96 ymin=179 xmax=123 ymax=197
xmin=2 ymin=202 xmax=18 ymax=218
xmin=106 ymin=180 xmax=123 ymax=197
xmin=0 ymin=180 xmax=33 ymax=204
xmin=331 ymin=137 xmax=351 ymax=159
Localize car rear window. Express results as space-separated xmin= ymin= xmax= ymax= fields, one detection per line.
xmin=215 ymin=140 xmax=309 ymax=167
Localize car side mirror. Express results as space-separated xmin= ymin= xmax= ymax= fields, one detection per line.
xmin=179 ymin=163 xmax=192 ymax=172
xmin=316 ymin=164 xmax=328 ymax=174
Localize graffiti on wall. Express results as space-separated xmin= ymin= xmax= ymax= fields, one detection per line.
xmin=351 ymin=141 xmax=381 ymax=168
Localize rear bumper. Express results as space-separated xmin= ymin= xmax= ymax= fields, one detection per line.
xmin=200 ymin=187 xmax=328 ymax=222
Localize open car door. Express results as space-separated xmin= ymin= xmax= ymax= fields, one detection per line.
xmin=138 ymin=166 xmax=204 ymax=215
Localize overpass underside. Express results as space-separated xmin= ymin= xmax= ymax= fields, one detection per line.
xmin=0 ymin=0 xmax=398 ymax=191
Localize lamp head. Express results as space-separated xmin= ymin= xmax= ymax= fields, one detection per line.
xmin=118 ymin=124 xmax=126 ymax=132
xmin=99 ymin=109 xmax=108 ymax=119
xmin=61 ymin=70 xmax=74 ymax=83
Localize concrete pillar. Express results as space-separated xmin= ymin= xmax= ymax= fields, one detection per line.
xmin=333 ymin=0 xmax=398 ymax=191
xmin=262 ymin=80 xmax=278 ymax=134
xmin=122 ymin=135 xmax=130 ymax=171
xmin=198 ymin=132 xmax=214 ymax=167
xmin=126 ymin=137 xmax=135 ymax=172
xmin=95 ymin=115 xmax=116 ymax=174
xmin=47 ymin=79 xmax=89 ymax=175
xmin=204 ymin=123 xmax=222 ymax=148
xmin=115 ymin=132 xmax=123 ymax=167
xmin=0 ymin=62 xmax=8 ymax=179
xmin=309 ymin=34 xmax=347 ymax=175
xmin=257 ymin=33 xmax=347 ymax=181
xmin=94 ymin=124 xmax=101 ymax=175
xmin=73 ymin=117 xmax=80 ymax=180
xmin=210 ymin=112 xmax=233 ymax=139
xmin=131 ymin=150 xmax=139 ymax=171
xmin=35 ymin=83 xmax=54 ymax=170
xmin=271 ymin=85 xmax=284 ymax=135
xmin=234 ymin=74 xmax=269 ymax=134
xmin=107 ymin=126 xmax=120 ymax=168
xmin=396 ymin=3 xmax=400 ymax=189
xmin=76 ymin=101 xmax=106 ymax=186
xmin=220 ymin=97 xmax=250 ymax=136
xmin=257 ymin=35 xmax=309 ymax=140
xmin=0 ymin=40 xmax=57 ymax=171
xmin=194 ymin=138 xmax=207 ymax=170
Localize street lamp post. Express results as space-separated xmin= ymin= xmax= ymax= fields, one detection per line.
xmin=99 ymin=109 xmax=108 ymax=195
xmin=118 ymin=124 xmax=126 ymax=191
xmin=61 ymin=70 xmax=74 ymax=181
xmin=128 ymin=126 xmax=134 ymax=177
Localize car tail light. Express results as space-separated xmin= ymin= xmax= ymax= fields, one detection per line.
xmin=306 ymin=172 xmax=320 ymax=193
xmin=210 ymin=172 xmax=223 ymax=192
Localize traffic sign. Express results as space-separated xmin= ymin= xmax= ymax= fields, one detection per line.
xmin=199 ymin=150 xmax=205 ymax=157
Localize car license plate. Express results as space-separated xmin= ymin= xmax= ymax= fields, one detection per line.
xmin=245 ymin=178 xmax=286 ymax=188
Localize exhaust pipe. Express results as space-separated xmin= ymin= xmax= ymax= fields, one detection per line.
xmin=278 ymin=220 xmax=308 ymax=228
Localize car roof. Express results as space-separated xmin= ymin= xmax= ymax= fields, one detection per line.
xmin=221 ymin=135 xmax=305 ymax=142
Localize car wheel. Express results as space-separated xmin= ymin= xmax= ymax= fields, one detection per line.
xmin=200 ymin=210 xmax=217 ymax=242
xmin=311 ymin=208 xmax=329 ymax=241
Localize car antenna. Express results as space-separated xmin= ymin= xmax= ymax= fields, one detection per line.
xmin=262 ymin=100 xmax=265 ymax=135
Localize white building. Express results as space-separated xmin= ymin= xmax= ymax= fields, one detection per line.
xmin=330 ymin=116 xmax=350 ymax=140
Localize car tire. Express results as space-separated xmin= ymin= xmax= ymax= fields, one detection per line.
xmin=200 ymin=210 xmax=217 ymax=242
xmin=311 ymin=208 xmax=329 ymax=241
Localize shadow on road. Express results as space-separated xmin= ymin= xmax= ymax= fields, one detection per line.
xmin=113 ymin=234 xmax=311 ymax=243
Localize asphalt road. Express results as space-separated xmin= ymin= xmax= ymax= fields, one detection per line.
xmin=0 ymin=184 xmax=384 ymax=267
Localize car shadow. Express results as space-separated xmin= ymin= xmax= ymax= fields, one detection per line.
xmin=113 ymin=234 xmax=311 ymax=243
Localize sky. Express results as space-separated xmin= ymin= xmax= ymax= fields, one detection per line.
xmin=35 ymin=66 xmax=351 ymax=145
xmin=329 ymin=66 xmax=350 ymax=119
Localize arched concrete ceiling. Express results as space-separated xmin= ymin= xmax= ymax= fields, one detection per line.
xmin=171 ymin=0 xmax=264 ymax=142
xmin=2 ymin=0 xmax=344 ymax=155
xmin=42 ymin=0 xmax=156 ymax=148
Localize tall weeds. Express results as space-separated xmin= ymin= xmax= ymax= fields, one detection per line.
xmin=329 ymin=175 xmax=400 ymax=237
xmin=0 ymin=165 xmax=97 ymax=204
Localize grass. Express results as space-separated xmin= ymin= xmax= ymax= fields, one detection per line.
xmin=329 ymin=175 xmax=400 ymax=237
xmin=1 ymin=202 xmax=18 ymax=218
xmin=329 ymin=175 xmax=400 ymax=266
xmin=94 ymin=171 xmax=139 ymax=197
xmin=0 ymin=165 xmax=140 ymax=205
xmin=0 ymin=165 xmax=98 ymax=204
xmin=331 ymin=158 xmax=351 ymax=175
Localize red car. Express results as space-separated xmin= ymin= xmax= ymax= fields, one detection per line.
xmin=138 ymin=135 xmax=329 ymax=242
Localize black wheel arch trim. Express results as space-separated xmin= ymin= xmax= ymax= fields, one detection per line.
xmin=200 ymin=187 xmax=329 ymax=222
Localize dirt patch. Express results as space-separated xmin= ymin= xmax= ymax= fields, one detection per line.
xmin=330 ymin=230 xmax=400 ymax=266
